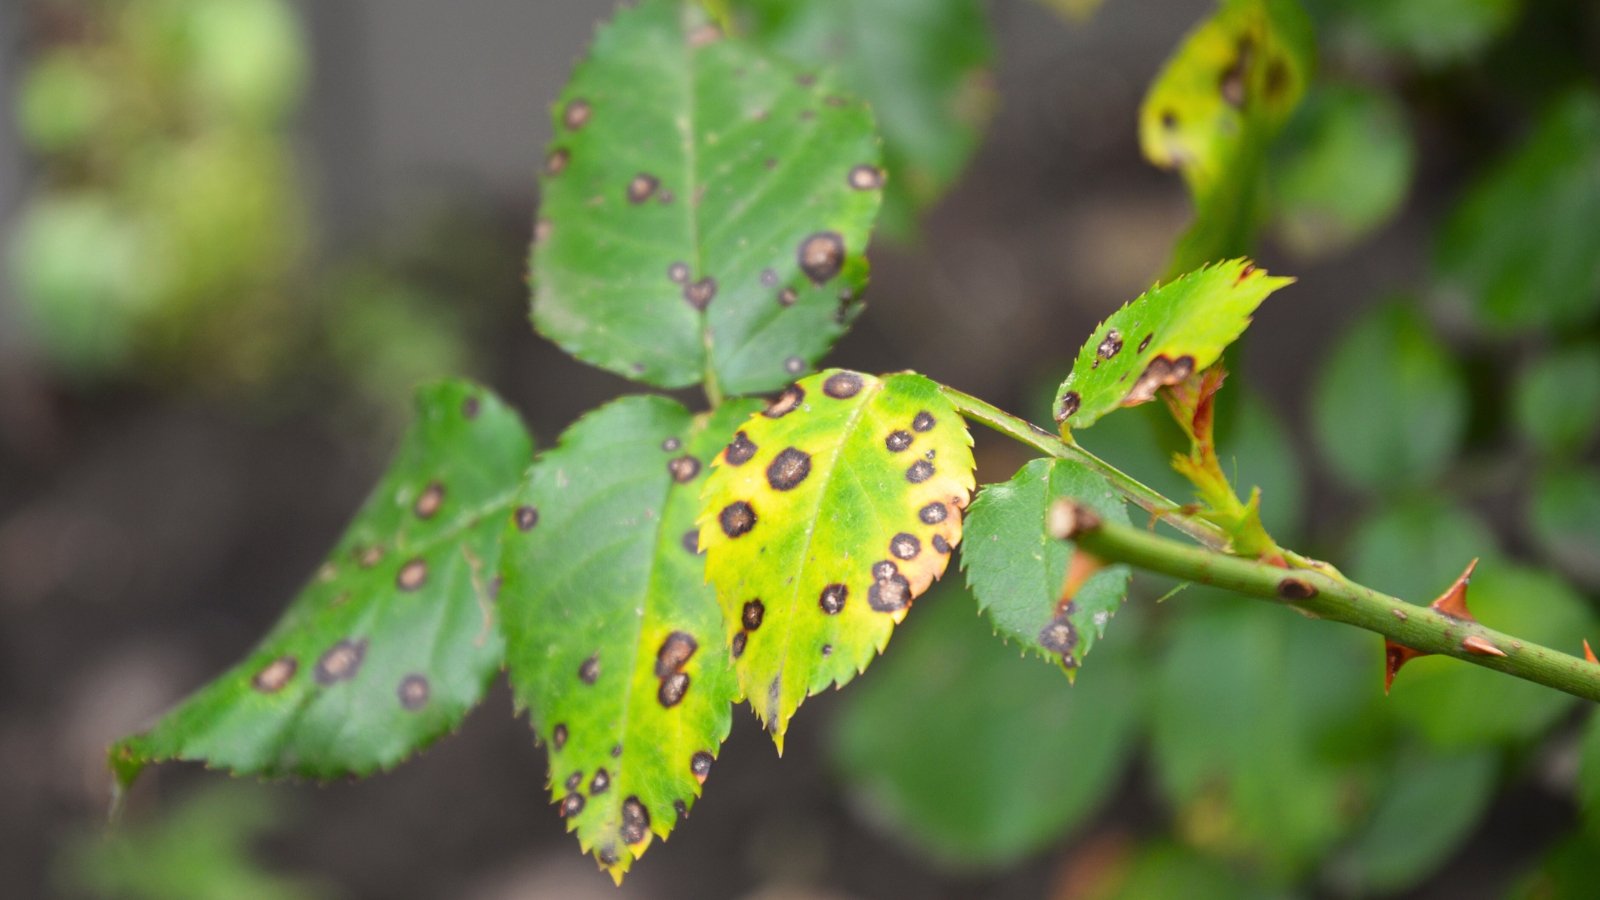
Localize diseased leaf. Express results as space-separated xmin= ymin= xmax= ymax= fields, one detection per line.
xmin=1436 ymin=89 xmax=1600 ymax=331
xmin=532 ymin=0 xmax=883 ymax=394
xmin=699 ymin=369 xmax=975 ymax=749
xmin=1140 ymin=0 xmax=1314 ymax=274
xmin=500 ymin=395 xmax=759 ymax=882
xmin=733 ymin=0 xmax=995 ymax=238
xmin=962 ymin=458 xmax=1132 ymax=673
xmin=829 ymin=583 xmax=1140 ymax=868
xmin=1387 ymin=564 xmax=1593 ymax=748
xmin=1311 ymin=301 xmax=1466 ymax=492
xmin=1052 ymin=260 xmax=1292 ymax=430
xmin=111 ymin=381 xmax=533 ymax=786
xmin=1270 ymin=82 xmax=1414 ymax=257
xmin=1514 ymin=344 xmax=1600 ymax=459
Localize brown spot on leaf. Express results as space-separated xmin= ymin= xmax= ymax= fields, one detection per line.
xmin=819 ymin=583 xmax=848 ymax=614
xmin=1161 ymin=109 xmax=1178 ymax=129
xmin=823 ymin=370 xmax=863 ymax=398
xmin=397 ymin=558 xmax=428 ymax=592
xmin=684 ymin=277 xmax=717 ymax=310
xmin=656 ymin=631 xmax=699 ymax=678
xmin=398 ymin=674 xmax=430 ymax=711
xmin=314 ymin=638 xmax=368 ymax=685
xmin=669 ymin=455 xmax=701 ymax=483
xmin=1055 ymin=391 xmax=1081 ymax=423
xmin=1038 ymin=608 xmax=1078 ymax=661
xmin=627 ymin=173 xmax=660 ymax=204
xmin=798 ymin=232 xmax=845 ymax=284
xmin=766 ymin=447 xmax=812 ymax=491
xmin=251 ymin=656 xmax=296 ymax=693
xmin=848 ymin=165 xmax=884 ymax=190
xmin=560 ymin=793 xmax=585 ymax=818
xmin=690 ymin=751 xmax=713 ymax=784
xmin=565 ymin=771 xmax=583 ymax=792
xmin=1122 ymin=355 xmax=1195 ymax=406
xmin=658 ymin=672 xmax=691 ymax=707
xmin=764 ymin=384 xmax=805 ymax=418
xmin=563 ymin=99 xmax=591 ymax=130
xmin=890 ymin=533 xmax=921 ymax=560
xmin=357 ymin=544 xmax=385 ymax=568
xmin=1097 ymin=329 xmax=1123 ymax=360
xmin=545 ymin=148 xmax=569 ymax=176
xmin=682 ymin=529 xmax=701 ymax=554
xmin=579 ymin=654 xmax=600 ymax=685
xmin=515 ymin=505 xmax=539 ymax=531
xmin=731 ymin=631 xmax=747 ymax=658
xmin=742 ymin=599 xmax=765 ymax=630
xmin=719 ymin=501 xmax=757 ymax=537
xmin=414 ymin=482 xmax=445 ymax=519
xmin=667 ymin=262 xmax=690 ymax=284
xmin=931 ymin=534 xmax=951 ymax=554
xmin=906 ymin=460 xmax=935 ymax=483
xmin=621 ymin=797 xmax=651 ymax=845
xmin=868 ymin=571 xmax=912 ymax=612
xmin=777 ymin=287 xmax=798 ymax=306
xmin=552 ymin=723 xmax=568 ymax=749
xmin=662 ymin=436 xmax=682 ymax=452
xmin=725 ymin=431 xmax=758 ymax=465
xmin=591 ymin=768 xmax=610 ymax=794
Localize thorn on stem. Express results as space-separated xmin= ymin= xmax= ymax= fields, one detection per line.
xmin=1461 ymin=635 xmax=1506 ymax=657
xmin=1586 ymin=640 xmax=1597 ymax=665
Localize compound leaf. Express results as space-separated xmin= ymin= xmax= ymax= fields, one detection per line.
xmin=1052 ymin=259 xmax=1292 ymax=430
xmin=962 ymin=458 xmax=1132 ymax=673
xmin=829 ymin=583 xmax=1140 ymax=868
xmin=111 ymin=381 xmax=533 ymax=786
xmin=699 ymin=369 xmax=975 ymax=750
xmin=500 ymin=394 xmax=759 ymax=882
xmin=532 ymin=0 xmax=883 ymax=394
xmin=1141 ymin=0 xmax=1314 ymax=274
xmin=733 ymin=0 xmax=995 ymax=238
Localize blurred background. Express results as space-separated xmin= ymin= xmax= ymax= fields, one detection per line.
xmin=4 ymin=0 xmax=1600 ymax=897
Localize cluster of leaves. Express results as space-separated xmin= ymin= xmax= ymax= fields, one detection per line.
xmin=105 ymin=0 xmax=1600 ymax=894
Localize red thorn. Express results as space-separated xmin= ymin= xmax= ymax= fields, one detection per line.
xmin=1461 ymin=635 xmax=1506 ymax=657
xmin=1585 ymin=640 xmax=1597 ymax=665
xmin=1384 ymin=639 xmax=1427 ymax=694
xmin=1059 ymin=549 xmax=1106 ymax=609
xmin=1428 ymin=559 xmax=1479 ymax=621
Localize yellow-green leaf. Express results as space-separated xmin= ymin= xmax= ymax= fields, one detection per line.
xmin=699 ymin=369 xmax=975 ymax=750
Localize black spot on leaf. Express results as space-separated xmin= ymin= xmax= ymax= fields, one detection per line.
xmin=1055 ymin=392 xmax=1081 ymax=423
xmin=819 ymin=583 xmax=848 ymax=614
xmin=658 ymin=672 xmax=691 ymax=707
xmin=742 ymin=599 xmax=765 ymax=630
xmin=552 ymin=723 xmax=568 ymax=750
xmin=563 ymin=99 xmax=591 ymax=130
xmin=890 ymin=533 xmax=921 ymax=560
xmin=719 ymin=501 xmax=757 ymax=537
xmin=668 ymin=455 xmax=701 ymax=483
xmin=397 ymin=558 xmax=428 ymax=591
xmin=798 ymin=232 xmax=846 ymax=284
xmin=912 ymin=411 xmax=936 ymax=432
xmin=725 ymin=431 xmax=758 ymax=465
xmin=885 ymin=430 xmax=912 ymax=452
xmin=763 ymin=384 xmax=805 ymax=417
xmin=627 ymin=173 xmax=660 ymax=204
xmin=398 ymin=674 xmax=430 ymax=711
xmin=919 ymin=502 xmax=947 ymax=524
xmin=251 ymin=656 xmax=296 ymax=693
xmin=413 ymin=482 xmax=445 ymax=519
xmin=690 ymin=751 xmax=713 ymax=784
xmin=683 ymin=277 xmax=717 ymax=310
xmin=1097 ymin=329 xmax=1123 ymax=360
xmin=578 ymin=654 xmax=600 ymax=685
xmin=655 ymin=632 xmax=699 ymax=678
xmin=515 ymin=505 xmax=540 ymax=531
xmin=621 ymin=797 xmax=651 ymax=845
xmin=848 ymin=165 xmax=884 ymax=190
xmin=591 ymin=768 xmax=610 ymax=794
xmin=314 ymin=639 xmax=367 ymax=685
xmin=823 ymin=371 xmax=863 ymax=398
xmin=561 ymin=793 xmax=585 ymax=818
xmin=906 ymin=460 xmax=935 ymax=483
xmin=766 ymin=447 xmax=812 ymax=491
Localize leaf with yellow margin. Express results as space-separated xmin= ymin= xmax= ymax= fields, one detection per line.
xmin=699 ymin=369 xmax=975 ymax=750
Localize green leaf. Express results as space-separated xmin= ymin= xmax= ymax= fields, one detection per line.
xmin=111 ymin=381 xmax=533 ymax=785
xmin=1347 ymin=497 xmax=1498 ymax=603
xmin=1311 ymin=0 xmax=1521 ymax=66
xmin=1052 ymin=260 xmax=1293 ymax=430
xmin=1436 ymin=88 xmax=1600 ymax=332
xmin=1387 ymin=563 xmax=1593 ymax=748
xmin=1151 ymin=595 xmax=1378 ymax=877
xmin=499 ymin=394 xmax=758 ymax=881
xmin=1332 ymin=747 xmax=1498 ymax=893
xmin=1514 ymin=344 xmax=1600 ymax=458
xmin=1085 ymin=843 xmax=1276 ymax=900
xmin=1140 ymin=0 xmax=1314 ymax=274
xmin=1577 ymin=711 xmax=1600 ymax=843
xmin=531 ymin=0 xmax=883 ymax=394
xmin=1310 ymin=301 xmax=1466 ymax=492
xmin=732 ymin=0 xmax=995 ymax=238
xmin=699 ymin=369 xmax=975 ymax=749
xmin=1270 ymin=82 xmax=1414 ymax=257
xmin=961 ymin=458 xmax=1132 ymax=673
xmin=60 ymin=785 xmax=329 ymax=900
xmin=829 ymin=583 xmax=1140 ymax=868
xmin=1528 ymin=465 xmax=1600 ymax=588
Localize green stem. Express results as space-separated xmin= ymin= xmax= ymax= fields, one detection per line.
xmin=939 ymin=385 xmax=1229 ymax=550
xmin=1054 ymin=501 xmax=1600 ymax=703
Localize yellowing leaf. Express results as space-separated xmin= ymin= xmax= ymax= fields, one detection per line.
xmin=699 ymin=369 xmax=975 ymax=749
